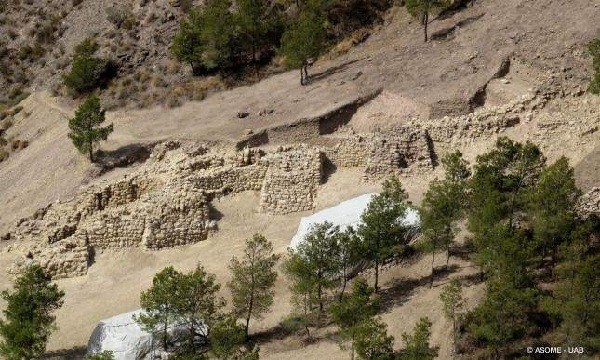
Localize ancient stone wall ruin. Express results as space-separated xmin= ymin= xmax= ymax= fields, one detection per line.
xmin=259 ymin=148 xmax=323 ymax=214
xmin=4 ymin=92 xmax=543 ymax=279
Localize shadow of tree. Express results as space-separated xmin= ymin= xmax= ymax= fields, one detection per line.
xmin=44 ymin=346 xmax=86 ymax=360
xmin=94 ymin=142 xmax=155 ymax=173
xmin=378 ymin=264 xmax=461 ymax=311
xmin=430 ymin=13 xmax=486 ymax=41
xmin=307 ymin=59 xmax=363 ymax=84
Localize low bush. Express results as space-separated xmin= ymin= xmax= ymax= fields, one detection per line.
xmin=63 ymin=38 xmax=116 ymax=95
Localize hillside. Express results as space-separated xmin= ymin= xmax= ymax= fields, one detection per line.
xmin=0 ymin=0 xmax=599 ymax=359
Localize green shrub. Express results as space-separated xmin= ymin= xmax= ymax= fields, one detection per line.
xmin=63 ymin=38 xmax=115 ymax=95
xmin=588 ymin=39 xmax=600 ymax=94
xmin=86 ymin=351 xmax=115 ymax=360
xmin=106 ymin=5 xmax=136 ymax=29
xmin=18 ymin=42 xmax=44 ymax=61
xmin=0 ymin=148 xmax=8 ymax=162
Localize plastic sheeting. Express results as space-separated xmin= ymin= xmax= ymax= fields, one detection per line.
xmin=87 ymin=309 xmax=154 ymax=360
xmin=86 ymin=310 xmax=199 ymax=360
xmin=290 ymin=193 xmax=420 ymax=249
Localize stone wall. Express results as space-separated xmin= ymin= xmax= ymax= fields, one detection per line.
xmin=323 ymin=127 xmax=434 ymax=179
xmin=192 ymin=165 xmax=267 ymax=194
xmin=326 ymin=136 xmax=370 ymax=167
xmin=259 ymin=148 xmax=324 ymax=214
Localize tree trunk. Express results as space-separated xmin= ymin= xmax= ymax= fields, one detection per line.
xmin=163 ymin=322 xmax=168 ymax=350
xmin=430 ymin=250 xmax=435 ymax=288
xmin=424 ymin=12 xmax=429 ymax=42
xmin=88 ymin=145 xmax=93 ymax=162
xmin=300 ymin=67 xmax=304 ymax=85
xmin=245 ymin=307 xmax=252 ymax=340
xmin=318 ymin=284 xmax=324 ymax=315
xmin=303 ymin=65 xmax=309 ymax=85
xmin=374 ymin=259 xmax=380 ymax=292
xmin=446 ymin=245 xmax=451 ymax=269
xmin=339 ymin=275 xmax=347 ymax=302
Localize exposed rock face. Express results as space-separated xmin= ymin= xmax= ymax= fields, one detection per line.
xmin=577 ymin=188 xmax=600 ymax=220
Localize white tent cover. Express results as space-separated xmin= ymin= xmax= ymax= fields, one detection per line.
xmin=290 ymin=193 xmax=420 ymax=249
xmin=86 ymin=310 xmax=200 ymax=360
xmin=87 ymin=309 xmax=154 ymax=360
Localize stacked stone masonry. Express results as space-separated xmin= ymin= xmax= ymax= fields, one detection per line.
xmin=259 ymin=148 xmax=324 ymax=214
xmin=5 ymin=94 xmax=544 ymax=279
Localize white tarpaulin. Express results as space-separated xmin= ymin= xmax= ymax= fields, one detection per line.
xmin=87 ymin=310 xmax=154 ymax=360
xmin=290 ymin=193 xmax=420 ymax=249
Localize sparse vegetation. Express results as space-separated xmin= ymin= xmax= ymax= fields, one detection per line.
xmin=106 ymin=5 xmax=136 ymax=30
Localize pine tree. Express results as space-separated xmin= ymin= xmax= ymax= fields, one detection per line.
xmin=529 ymin=156 xmax=580 ymax=270
xmin=405 ymin=0 xmax=449 ymax=42
xmin=420 ymin=152 xmax=470 ymax=286
xmin=400 ymin=317 xmax=436 ymax=360
xmin=68 ymin=95 xmax=113 ymax=162
xmin=208 ymin=315 xmax=246 ymax=359
xmin=358 ymin=176 xmax=414 ymax=292
xmin=135 ymin=266 xmax=182 ymax=349
xmin=284 ymin=222 xmax=340 ymax=321
xmin=335 ymin=227 xmax=363 ymax=301
xmin=236 ymin=0 xmax=270 ymax=63
xmin=281 ymin=4 xmax=327 ymax=85
xmin=468 ymin=137 xmax=545 ymax=277
xmin=0 ymin=265 xmax=64 ymax=360
xmin=353 ymin=317 xmax=395 ymax=360
xmin=135 ymin=265 xmax=225 ymax=352
xmin=171 ymin=8 xmax=205 ymax=75
xmin=172 ymin=0 xmax=235 ymax=74
xmin=330 ymin=278 xmax=380 ymax=360
xmin=542 ymin=220 xmax=600 ymax=352
xmin=228 ymin=234 xmax=280 ymax=339
xmin=468 ymin=276 xmax=537 ymax=353
xmin=439 ymin=280 xmax=464 ymax=356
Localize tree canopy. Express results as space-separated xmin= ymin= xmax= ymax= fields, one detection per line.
xmin=228 ymin=234 xmax=280 ymax=338
xmin=0 ymin=265 xmax=65 ymax=360
xmin=68 ymin=95 xmax=113 ymax=162
xmin=358 ymin=176 xmax=413 ymax=291
xmin=135 ymin=265 xmax=224 ymax=352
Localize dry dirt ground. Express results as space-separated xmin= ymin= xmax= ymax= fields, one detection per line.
xmin=20 ymin=168 xmax=480 ymax=359
xmin=0 ymin=0 xmax=599 ymax=358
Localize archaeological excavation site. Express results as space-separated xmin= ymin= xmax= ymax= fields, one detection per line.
xmin=0 ymin=0 xmax=598 ymax=358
